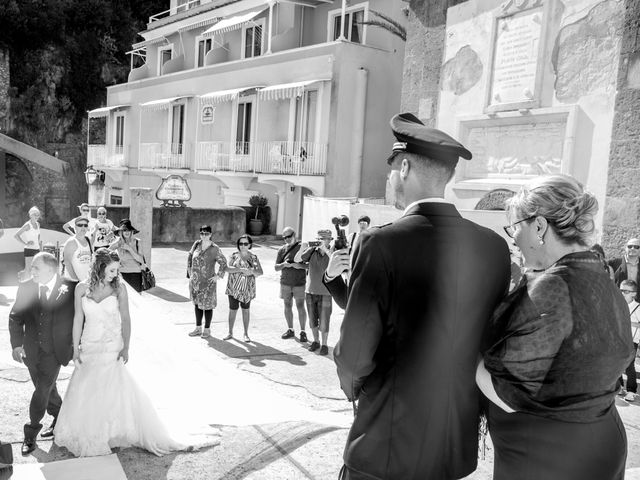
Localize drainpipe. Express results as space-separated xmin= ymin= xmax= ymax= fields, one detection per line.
xmin=350 ymin=67 xmax=367 ymax=198
xmin=338 ymin=0 xmax=347 ymax=40
xmin=267 ymin=1 xmax=275 ymax=54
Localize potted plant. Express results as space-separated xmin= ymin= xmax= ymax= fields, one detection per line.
xmin=248 ymin=194 xmax=268 ymax=235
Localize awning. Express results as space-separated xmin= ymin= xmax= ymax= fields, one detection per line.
xmin=179 ymin=16 xmax=220 ymax=32
xmin=132 ymin=36 xmax=168 ymax=50
xmin=140 ymin=96 xmax=193 ymax=111
xmin=87 ymin=105 xmax=130 ymax=117
xmin=199 ymin=86 xmax=265 ymax=106
xmin=202 ymin=8 xmax=266 ymax=37
xmin=258 ymin=79 xmax=330 ymax=101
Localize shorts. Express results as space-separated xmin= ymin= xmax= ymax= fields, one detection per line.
xmin=228 ymin=295 xmax=251 ymax=310
xmin=24 ymin=248 xmax=40 ymax=258
xmin=305 ymin=293 xmax=332 ymax=330
xmin=280 ymin=284 xmax=305 ymax=301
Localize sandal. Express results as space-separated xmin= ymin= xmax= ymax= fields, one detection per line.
xmin=243 ymin=334 xmax=251 ymax=343
xmin=223 ymin=334 xmax=233 ymax=341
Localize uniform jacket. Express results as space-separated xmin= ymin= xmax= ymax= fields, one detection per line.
xmin=326 ymin=202 xmax=510 ymax=480
xmin=9 ymin=277 xmax=76 ymax=366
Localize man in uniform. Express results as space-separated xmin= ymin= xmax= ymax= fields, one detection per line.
xmin=324 ymin=113 xmax=511 ymax=479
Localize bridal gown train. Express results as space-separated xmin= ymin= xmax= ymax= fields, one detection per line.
xmin=54 ymin=294 xmax=188 ymax=457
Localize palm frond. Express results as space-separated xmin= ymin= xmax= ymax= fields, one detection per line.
xmin=357 ymin=9 xmax=407 ymax=42
xmin=370 ymin=10 xmax=406 ymax=34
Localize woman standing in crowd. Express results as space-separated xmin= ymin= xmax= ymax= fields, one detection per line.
xmin=224 ymin=234 xmax=263 ymax=342
xmin=109 ymin=219 xmax=145 ymax=292
xmin=187 ymin=225 xmax=227 ymax=339
xmin=476 ymin=175 xmax=633 ymax=480
xmin=63 ymin=217 xmax=93 ymax=283
xmin=14 ymin=206 xmax=41 ymax=273
xmin=91 ymin=206 xmax=116 ymax=249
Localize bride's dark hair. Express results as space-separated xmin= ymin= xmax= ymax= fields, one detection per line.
xmin=88 ymin=248 xmax=120 ymax=296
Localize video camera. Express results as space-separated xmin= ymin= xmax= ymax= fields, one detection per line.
xmin=332 ymin=215 xmax=350 ymax=250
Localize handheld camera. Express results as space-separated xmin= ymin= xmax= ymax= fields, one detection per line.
xmin=332 ymin=215 xmax=350 ymax=250
xmin=308 ymin=240 xmax=322 ymax=247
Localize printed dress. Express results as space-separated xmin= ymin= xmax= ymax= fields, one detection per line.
xmin=188 ymin=241 xmax=227 ymax=310
xmin=225 ymin=252 xmax=261 ymax=304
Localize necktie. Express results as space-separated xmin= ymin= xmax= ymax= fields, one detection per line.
xmin=40 ymin=285 xmax=48 ymax=304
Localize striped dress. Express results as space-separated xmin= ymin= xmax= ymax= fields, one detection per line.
xmin=225 ymin=252 xmax=261 ymax=304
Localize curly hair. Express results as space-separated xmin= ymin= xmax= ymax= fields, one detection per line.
xmin=88 ymin=248 xmax=120 ymax=297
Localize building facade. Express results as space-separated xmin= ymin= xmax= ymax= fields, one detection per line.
xmin=88 ymin=0 xmax=405 ymax=234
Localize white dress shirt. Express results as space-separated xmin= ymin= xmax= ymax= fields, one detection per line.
xmin=39 ymin=274 xmax=58 ymax=301
xmin=403 ymin=197 xmax=453 ymax=216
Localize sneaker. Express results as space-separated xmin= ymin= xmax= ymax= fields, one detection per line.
xmin=201 ymin=328 xmax=211 ymax=338
xmin=281 ymin=329 xmax=295 ymax=339
xmin=188 ymin=327 xmax=202 ymax=337
xmin=309 ymin=341 xmax=320 ymax=352
xmin=319 ymin=345 xmax=329 ymax=355
xmin=299 ymin=331 xmax=308 ymax=343
xmin=625 ymin=392 xmax=636 ymax=402
xmin=223 ymin=333 xmax=233 ymax=341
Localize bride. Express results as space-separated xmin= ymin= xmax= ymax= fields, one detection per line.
xmin=54 ymin=248 xmax=189 ymax=457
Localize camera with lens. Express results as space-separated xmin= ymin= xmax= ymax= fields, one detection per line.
xmin=332 ymin=215 xmax=350 ymax=250
xmin=308 ymin=240 xmax=321 ymax=247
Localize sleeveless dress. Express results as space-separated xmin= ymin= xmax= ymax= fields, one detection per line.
xmin=54 ymin=295 xmax=186 ymax=457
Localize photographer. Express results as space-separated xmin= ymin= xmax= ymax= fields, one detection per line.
xmin=300 ymin=229 xmax=334 ymax=355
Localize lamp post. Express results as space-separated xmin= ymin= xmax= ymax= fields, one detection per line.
xmin=84 ymin=165 xmax=106 ymax=206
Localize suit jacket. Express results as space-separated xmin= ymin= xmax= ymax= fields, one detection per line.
xmin=9 ymin=276 xmax=76 ymax=367
xmin=609 ymin=257 xmax=640 ymax=301
xmin=326 ymin=202 xmax=510 ymax=480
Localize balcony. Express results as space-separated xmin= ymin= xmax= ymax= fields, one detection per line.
xmin=139 ymin=143 xmax=191 ymax=170
xmin=195 ymin=141 xmax=327 ymax=176
xmin=87 ymin=144 xmax=129 ymax=169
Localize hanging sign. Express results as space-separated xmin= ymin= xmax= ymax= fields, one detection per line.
xmin=156 ymin=174 xmax=192 ymax=207
xmin=201 ymin=105 xmax=215 ymax=124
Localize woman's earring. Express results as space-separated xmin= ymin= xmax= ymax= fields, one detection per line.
xmin=538 ymin=235 xmax=545 ymax=245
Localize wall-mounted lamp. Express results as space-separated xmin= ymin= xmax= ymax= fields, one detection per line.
xmin=84 ymin=165 xmax=106 ymax=185
xmin=290 ymin=185 xmax=295 ymax=193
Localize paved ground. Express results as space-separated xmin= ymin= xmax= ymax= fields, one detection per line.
xmin=1 ymin=240 xmax=640 ymax=479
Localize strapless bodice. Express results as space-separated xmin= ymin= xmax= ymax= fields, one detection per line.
xmin=81 ymin=295 xmax=122 ymax=347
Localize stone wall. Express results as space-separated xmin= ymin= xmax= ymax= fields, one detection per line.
xmin=0 ymin=49 xmax=9 ymax=132
xmin=401 ymin=0 xmax=467 ymax=126
xmin=602 ymin=0 xmax=640 ymax=256
xmin=105 ymin=207 xmax=246 ymax=244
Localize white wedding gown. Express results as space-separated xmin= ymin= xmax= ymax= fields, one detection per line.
xmin=54 ymin=294 xmax=189 ymax=457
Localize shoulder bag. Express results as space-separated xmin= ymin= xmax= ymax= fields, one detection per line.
xmin=135 ymin=239 xmax=156 ymax=291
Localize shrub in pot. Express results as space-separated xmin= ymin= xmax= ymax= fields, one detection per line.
xmin=248 ymin=194 xmax=268 ymax=235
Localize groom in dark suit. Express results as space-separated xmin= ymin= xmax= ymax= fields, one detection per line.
xmin=9 ymin=252 xmax=75 ymax=455
xmin=324 ymin=113 xmax=511 ymax=479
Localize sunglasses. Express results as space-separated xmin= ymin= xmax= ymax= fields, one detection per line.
xmin=628 ymin=245 xmax=640 ymax=250
xmin=503 ymin=216 xmax=536 ymax=239
xmin=98 ymin=212 xmax=106 ymax=216
xmin=283 ymin=233 xmax=294 ymax=240
xmin=200 ymin=231 xmax=211 ymax=235
xmin=81 ymin=209 xmax=90 ymax=213
xmin=621 ymin=289 xmax=637 ymax=294
xmin=239 ymin=242 xmax=250 ymax=246
xmin=76 ymin=224 xmax=89 ymax=228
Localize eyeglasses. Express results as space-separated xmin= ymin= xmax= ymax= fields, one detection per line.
xmin=239 ymin=242 xmax=250 ymax=246
xmin=200 ymin=232 xmax=211 ymax=236
xmin=627 ymin=245 xmax=640 ymax=250
xmin=98 ymin=212 xmax=106 ymax=216
xmin=76 ymin=224 xmax=89 ymax=228
xmin=81 ymin=209 xmax=90 ymax=213
xmin=503 ymin=216 xmax=537 ymax=238
xmin=283 ymin=233 xmax=294 ymax=240
xmin=621 ymin=289 xmax=637 ymax=294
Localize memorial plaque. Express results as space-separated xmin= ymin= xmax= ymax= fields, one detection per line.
xmin=488 ymin=6 xmax=543 ymax=109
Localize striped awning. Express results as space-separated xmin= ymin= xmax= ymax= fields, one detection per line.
xmin=179 ymin=16 xmax=220 ymax=32
xmin=132 ymin=36 xmax=168 ymax=50
xmin=87 ymin=105 xmax=130 ymax=118
xmin=199 ymin=86 xmax=264 ymax=106
xmin=202 ymin=8 xmax=266 ymax=37
xmin=140 ymin=96 xmax=192 ymax=111
xmin=258 ymin=79 xmax=329 ymax=101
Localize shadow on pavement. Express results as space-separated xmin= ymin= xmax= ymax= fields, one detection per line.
xmin=144 ymin=286 xmax=190 ymax=303
xmin=216 ymin=422 xmax=341 ymax=480
xmin=203 ymin=337 xmax=306 ymax=367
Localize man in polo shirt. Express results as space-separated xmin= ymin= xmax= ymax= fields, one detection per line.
xmin=275 ymin=227 xmax=308 ymax=342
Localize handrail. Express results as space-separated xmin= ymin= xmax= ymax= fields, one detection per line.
xmin=149 ymin=0 xmax=203 ymax=23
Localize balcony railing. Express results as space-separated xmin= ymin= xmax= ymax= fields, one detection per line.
xmin=149 ymin=0 xmax=204 ymax=23
xmin=88 ymin=144 xmax=129 ymax=168
xmin=139 ymin=143 xmax=191 ymax=170
xmin=195 ymin=141 xmax=327 ymax=176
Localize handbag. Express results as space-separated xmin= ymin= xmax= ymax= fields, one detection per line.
xmin=135 ymin=239 xmax=156 ymax=291
xmin=0 ymin=441 xmax=13 ymax=468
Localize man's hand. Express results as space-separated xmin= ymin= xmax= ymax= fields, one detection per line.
xmin=325 ymin=249 xmax=350 ymax=279
xmin=73 ymin=347 xmax=82 ymax=365
xmin=12 ymin=346 xmax=26 ymax=363
xmin=118 ymin=348 xmax=129 ymax=364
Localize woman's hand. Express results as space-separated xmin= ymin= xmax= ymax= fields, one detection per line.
xmin=26 ymin=240 xmax=35 ymax=247
xmin=73 ymin=347 xmax=82 ymax=365
xmin=118 ymin=347 xmax=129 ymax=364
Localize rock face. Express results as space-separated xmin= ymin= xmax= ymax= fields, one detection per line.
xmin=602 ymin=0 xmax=640 ymax=257
xmin=441 ymin=45 xmax=483 ymax=95
xmin=552 ymin=1 xmax=623 ymax=104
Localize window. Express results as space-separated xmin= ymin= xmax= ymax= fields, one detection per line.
xmin=177 ymin=0 xmax=200 ymax=14
xmin=114 ymin=114 xmax=125 ymax=153
xmin=242 ymin=20 xmax=264 ymax=59
xmin=329 ymin=4 xmax=367 ymax=44
xmin=110 ymin=194 xmax=123 ymax=205
xmin=158 ymin=46 xmax=173 ymax=75
xmin=196 ymin=37 xmax=213 ymax=67
xmin=294 ymin=90 xmax=318 ymax=143
xmin=236 ymin=102 xmax=252 ymax=154
xmin=171 ymin=104 xmax=185 ymax=154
